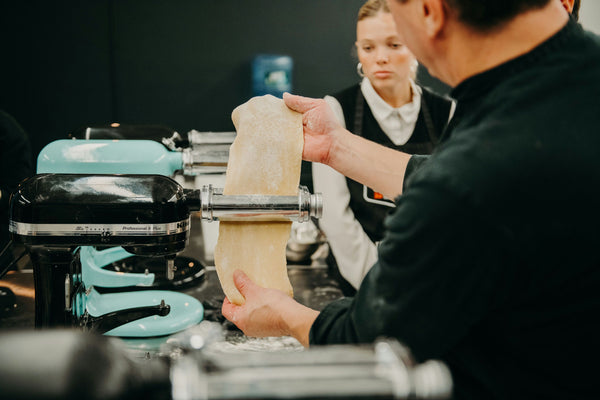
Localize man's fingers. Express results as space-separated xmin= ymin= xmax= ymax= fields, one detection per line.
xmin=283 ymin=92 xmax=320 ymax=114
xmin=222 ymin=296 xmax=241 ymax=324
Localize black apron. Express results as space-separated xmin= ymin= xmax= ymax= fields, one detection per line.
xmin=324 ymin=85 xmax=452 ymax=295
xmin=345 ymin=88 xmax=443 ymax=243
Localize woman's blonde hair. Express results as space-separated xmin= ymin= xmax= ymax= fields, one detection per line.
xmin=358 ymin=0 xmax=390 ymax=21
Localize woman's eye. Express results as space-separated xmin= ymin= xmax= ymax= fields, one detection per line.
xmin=362 ymin=46 xmax=372 ymax=51
xmin=390 ymin=43 xmax=403 ymax=49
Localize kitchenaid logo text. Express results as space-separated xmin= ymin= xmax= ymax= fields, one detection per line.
xmin=122 ymin=226 xmax=151 ymax=231
xmin=177 ymin=221 xmax=188 ymax=229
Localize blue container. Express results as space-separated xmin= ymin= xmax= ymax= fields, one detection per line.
xmin=252 ymin=54 xmax=293 ymax=98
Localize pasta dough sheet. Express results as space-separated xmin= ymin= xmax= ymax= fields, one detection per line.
xmin=214 ymin=94 xmax=303 ymax=305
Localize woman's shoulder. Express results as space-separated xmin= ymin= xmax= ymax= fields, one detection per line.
xmin=419 ymin=85 xmax=452 ymax=105
xmin=330 ymin=83 xmax=361 ymax=103
xmin=419 ymin=85 xmax=454 ymax=119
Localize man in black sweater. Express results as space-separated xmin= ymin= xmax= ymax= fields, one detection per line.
xmin=222 ymin=1 xmax=600 ymax=398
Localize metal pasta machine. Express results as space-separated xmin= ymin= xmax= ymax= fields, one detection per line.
xmin=0 ymin=325 xmax=453 ymax=400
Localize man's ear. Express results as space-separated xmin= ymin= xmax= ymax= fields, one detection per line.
xmin=421 ymin=0 xmax=446 ymax=38
xmin=560 ymin=0 xmax=575 ymax=13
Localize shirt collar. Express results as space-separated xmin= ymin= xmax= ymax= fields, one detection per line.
xmin=450 ymin=17 xmax=579 ymax=104
xmin=361 ymin=77 xmax=422 ymax=124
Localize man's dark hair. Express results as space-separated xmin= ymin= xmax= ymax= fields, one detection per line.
xmin=443 ymin=0 xmax=552 ymax=31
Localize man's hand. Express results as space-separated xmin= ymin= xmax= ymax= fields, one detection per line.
xmin=283 ymin=92 xmax=410 ymax=199
xmin=221 ymin=270 xmax=320 ymax=347
xmin=283 ymin=92 xmax=345 ymax=165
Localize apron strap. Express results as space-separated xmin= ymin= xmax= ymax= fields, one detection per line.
xmin=419 ymin=94 xmax=440 ymax=145
xmin=353 ymin=87 xmax=365 ymax=137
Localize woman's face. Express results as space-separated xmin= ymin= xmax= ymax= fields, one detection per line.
xmin=356 ymin=11 xmax=415 ymax=93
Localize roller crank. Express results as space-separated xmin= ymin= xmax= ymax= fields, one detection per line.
xmin=191 ymin=184 xmax=322 ymax=222
xmin=173 ymin=185 xmax=321 ymax=280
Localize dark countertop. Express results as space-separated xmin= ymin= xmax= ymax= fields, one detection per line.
xmin=0 ymin=264 xmax=343 ymax=328
xmin=0 ymin=215 xmax=345 ymax=353
xmin=0 ymin=264 xmax=343 ymax=357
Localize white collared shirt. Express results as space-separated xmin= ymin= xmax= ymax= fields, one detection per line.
xmin=325 ymin=77 xmax=422 ymax=144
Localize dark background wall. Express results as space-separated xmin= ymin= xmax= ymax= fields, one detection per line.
xmin=0 ymin=0 xmax=447 ymax=160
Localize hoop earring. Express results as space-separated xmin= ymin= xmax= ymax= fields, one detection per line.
xmin=356 ymin=62 xmax=365 ymax=78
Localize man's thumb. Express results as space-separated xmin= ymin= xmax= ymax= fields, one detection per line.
xmin=283 ymin=92 xmax=320 ymax=114
xmin=232 ymin=269 xmax=253 ymax=296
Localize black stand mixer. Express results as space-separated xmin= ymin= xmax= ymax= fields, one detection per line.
xmin=9 ymin=173 xmax=321 ymax=336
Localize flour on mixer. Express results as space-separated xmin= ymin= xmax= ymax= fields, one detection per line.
xmin=214 ymin=94 xmax=303 ymax=305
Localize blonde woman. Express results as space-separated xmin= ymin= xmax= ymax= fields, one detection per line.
xmin=314 ymin=0 xmax=454 ymax=292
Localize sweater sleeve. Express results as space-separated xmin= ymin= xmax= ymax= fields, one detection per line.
xmin=309 ymin=178 xmax=505 ymax=362
xmin=403 ymin=155 xmax=430 ymax=192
